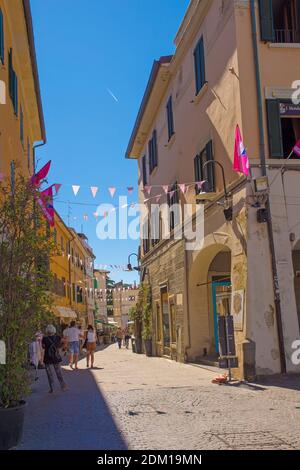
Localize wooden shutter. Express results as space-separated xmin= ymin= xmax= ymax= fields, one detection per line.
xmin=266 ymin=100 xmax=283 ymax=158
xmin=153 ymin=130 xmax=158 ymax=168
xmin=258 ymin=0 xmax=275 ymax=42
xmin=194 ymin=37 xmax=205 ymax=94
xmin=0 ymin=9 xmax=4 ymax=64
xmin=205 ymin=140 xmax=215 ymax=192
xmin=8 ymin=49 xmax=13 ymax=98
xmin=142 ymin=155 xmax=147 ymax=185
xmin=194 ymin=154 xmax=201 ymax=194
xmin=166 ymin=96 xmax=174 ymax=140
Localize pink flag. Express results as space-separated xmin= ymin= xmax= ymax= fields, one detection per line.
xmin=169 ymin=190 xmax=175 ymax=199
xmin=155 ymin=194 xmax=161 ymax=203
xmin=144 ymin=185 xmax=152 ymax=195
xmin=108 ymin=187 xmax=116 ymax=198
xmin=162 ymin=185 xmax=169 ymax=194
xmin=93 ymin=212 xmax=99 ymax=219
xmin=90 ymin=186 xmax=98 ymax=198
xmin=54 ymin=183 xmax=62 ymax=195
xmin=233 ymin=125 xmax=249 ymax=176
xmin=35 ymin=185 xmax=55 ymax=227
xmin=196 ymin=181 xmax=206 ymax=191
xmin=293 ymin=139 xmax=300 ymax=157
xmin=127 ymin=186 xmax=134 ymax=193
xmin=30 ymin=160 xmax=51 ymax=187
xmin=179 ymin=183 xmax=186 ymax=194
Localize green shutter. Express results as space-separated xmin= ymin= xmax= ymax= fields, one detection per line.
xmin=258 ymin=0 xmax=275 ymax=42
xmin=266 ymin=100 xmax=283 ymax=158
xmin=205 ymin=140 xmax=215 ymax=192
xmin=194 ymin=37 xmax=206 ymax=94
xmin=199 ymin=37 xmax=205 ymax=87
xmin=0 ymin=9 xmax=4 ymax=64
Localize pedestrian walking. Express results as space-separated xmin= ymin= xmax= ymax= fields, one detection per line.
xmin=42 ymin=325 xmax=67 ymax=393
xmin=84 ymin=325 xmax=97 ymax=368
xmin=116 ymin=327 xmax=123 ymax=349
xmin=63 ymin=321 xmax=82 ymax=369
xmin=124 ymin=329 xmax=131 ymax=349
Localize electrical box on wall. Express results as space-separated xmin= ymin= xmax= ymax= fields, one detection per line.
xmin=257 ymin=208 xmax=268 ymax=223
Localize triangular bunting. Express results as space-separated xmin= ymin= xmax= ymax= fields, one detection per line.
xmin=54 ymin=183 xmax=62 ymax=195
xmin=91 ymin=186 xmax=98 ymax=198
xmin=144 ymin=185 xmax=152 ymax=195
xmin=108 ymin=187 xmax=116 ymax=198
xmin=162 ymin=185 xmax=169 ymax=194
xmin=179 ymin=183 xmax=186 ymax=194
xmin=72 ymin=185 xmax=80 ymax=196
xmin=127 ymin=186 xmax=134 ymax=193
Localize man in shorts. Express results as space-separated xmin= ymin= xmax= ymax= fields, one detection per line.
xmin=63 ymin=321 xmax=82 ymax=369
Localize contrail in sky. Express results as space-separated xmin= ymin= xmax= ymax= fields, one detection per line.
xmin=107 ymin=88 xmax=119 ymax=102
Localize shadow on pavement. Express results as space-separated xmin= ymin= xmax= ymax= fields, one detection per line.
xmin=256 ymin=373 xmax=300 ymax=392
xmin=17 ymin=362 xmax=127 ymax=450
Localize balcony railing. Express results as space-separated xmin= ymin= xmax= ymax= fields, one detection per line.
xmin=275 ymin=29 xmax=297 ymax=43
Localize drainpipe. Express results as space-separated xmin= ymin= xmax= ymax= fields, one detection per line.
xmin=250 ymin=0 xmax=286 ymax=373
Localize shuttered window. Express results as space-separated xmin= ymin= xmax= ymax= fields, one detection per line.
xmin=8 ymin=49 xmax=18 ymax=116
xmin=148 ymin=130 xmax=158 ymax=174
xmin=266 ymin=99 xmax=283 ymax=158
xmin=168 ymin=182 xmax=180 ymax=231
xmin=142 ymin=155 xmax=147 ymax=186
xmin=166 ymin=95 xmax=175 ymax=140
xmin=258 ymin=0 xmax=275 ymax=42
xmin=193 ymin=36 xmax=206 ymax=95
xmin=194 ymin=140 xmax=215 ymax=194
xmin=0 ymin=9 xmax=4 ymax=64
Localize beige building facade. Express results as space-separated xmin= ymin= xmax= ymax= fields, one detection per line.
xmin=113 ymin=282 xmax=139 ymax=328
xmin=94 ymin=269 xmax=109 ymax=328
xmin=126 ymin=0 xmax=300 ymax=378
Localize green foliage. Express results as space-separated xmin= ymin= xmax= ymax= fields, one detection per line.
xmin=141 ymin=283 xmax=152 ymax=341
xmin=0 ymin=175 xmax=56 ymax=407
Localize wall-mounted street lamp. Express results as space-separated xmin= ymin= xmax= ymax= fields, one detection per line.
xmin=196 ymin=160 xmax=233 ymax=221
xmin=126 ymin=253 xmax=140 ymax=272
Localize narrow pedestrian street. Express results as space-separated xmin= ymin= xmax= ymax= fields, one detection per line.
xmin=17 ymin=345 xmax=300 ymax=450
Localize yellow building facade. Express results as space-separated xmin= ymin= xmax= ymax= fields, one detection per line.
xmin=0 ymin=0 xmax=45 ymax=179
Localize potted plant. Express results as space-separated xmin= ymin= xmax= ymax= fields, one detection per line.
xmin=0 ymin=175 xmax=55 ymax=449
xmin=141 ymin=283 xmax=152 ymax=356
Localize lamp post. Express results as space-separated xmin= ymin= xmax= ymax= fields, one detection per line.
xmin=199 ymin=160 xmax=233 ymax=221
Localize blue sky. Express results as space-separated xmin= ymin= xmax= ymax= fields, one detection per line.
xmin=31 ymin=0 xmax=190 ymax=283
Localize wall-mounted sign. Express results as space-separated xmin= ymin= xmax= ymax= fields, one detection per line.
xmin=231 ymin=289 xmax=244 ymax=331
xmin=279 ymin=102 xmax=300 ymax=117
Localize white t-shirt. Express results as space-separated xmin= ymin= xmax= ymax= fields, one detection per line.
xmin=64 ymin=327 xmax=81 ymax=342
xmin=87 ymin=331 xmax=96 ymax=343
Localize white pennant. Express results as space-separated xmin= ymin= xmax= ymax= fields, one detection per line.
xmin=72 ymin=185 xmax=80 ymax=196
xmin=108 ymin=187 xmax=116 ymax=198
xmin=91 ymin=186 xmax=98 ymax=198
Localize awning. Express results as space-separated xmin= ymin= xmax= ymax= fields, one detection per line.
xmin=52 ymin=306 xmax=77 ymax=319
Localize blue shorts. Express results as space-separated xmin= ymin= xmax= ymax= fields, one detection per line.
xmin=69 ymin=341 xmax=79 ymax=354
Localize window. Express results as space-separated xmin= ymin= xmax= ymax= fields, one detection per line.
xmin=53 ymin=228 xmax=57 ymax=244
xmin=8 ymin=49 xmax=18 ymax=115
xmin=194 ymin=140 xmax=214 ymax=194
xmin=142 ymin=155 xmax=147 ymax=186
xmin=0 ymin=9 xmax=4 ymax=64
xmin=20 ymin=105 xmax=24 ymax=145
xmin=142 ymin=219 xmax=150 ymax=255
xmin=151 ymin=205 xmax=160 ymax=246
xmin=72 ymin=283 xmax=76 ymax=302
xmin=166 ymin=96 xmax=175 ymax=140
xmin=193 ymin=36 xmax=206 ymax=95
xmin=266 ymin=99 xmax=300 ymax=158
xmin=259 ymin=0 xmax=300 ymax=43
xmin=169 ymin=297 xmax=176 ymax=344
xmin=168 ymin=182 xmax=180 ymax=231
xmin=62 ymin=277 xmax=66 ymax=297
xmin=61 ymin=236 xmax=64 ymax=252
xmin=148 ymin=130 xmax=158 ymax=174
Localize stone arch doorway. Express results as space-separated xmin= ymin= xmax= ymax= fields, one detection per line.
xmin=292 ymin=242 xmax=300 ymax=332
xmin=187 ymin=244 xmax=232 ymax=362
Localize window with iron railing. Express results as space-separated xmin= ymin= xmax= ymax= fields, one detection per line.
xmin=259 ymin=0 xmax=300 ymax=44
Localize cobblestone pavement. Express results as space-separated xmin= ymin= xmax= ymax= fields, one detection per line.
xmin=18 ymin=344 xmax=300 ymax=450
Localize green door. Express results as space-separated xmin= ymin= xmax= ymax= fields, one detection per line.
xmin=212 ymin=281 xmax=231 ymax=354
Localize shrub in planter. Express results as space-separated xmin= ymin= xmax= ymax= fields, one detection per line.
xmin=141 ymin=284 xmax=152 ymax=357
xmin=0 ymin=175 xmax=56 ymax=449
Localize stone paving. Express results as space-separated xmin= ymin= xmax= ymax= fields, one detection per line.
xmin=17 ymin=344 xmax=300 ymax=450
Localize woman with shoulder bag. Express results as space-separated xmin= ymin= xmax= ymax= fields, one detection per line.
xmin=42 ymin=325 xmax=68 ymax=393
xmin=85 ymin=325 xmax=97 ymax=368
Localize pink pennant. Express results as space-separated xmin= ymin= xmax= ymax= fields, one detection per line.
xmin=155 ymin=194 xmax=161 ymax=203
xmin=179 ymin=183 xmax=186 ymax=194
xmin=144 ymin=185 xmax=152 ymax=195
xmin=169 ymin=190 xmax=175 ymax=199
xmin=196 ymin=181 xmax=205 ymax=191
xmin=108 ymin=187 xmax=116 ymax=198
xmin=162 ymin=185 xmax=169 ymax=194
xmin=91 ymin=186 xmax=98 ymax=198
xmin=127 ymin=186 xmax=134 ymax=193
xmin=93 ymin=212 xmax=99 ymax=219
xmin=72 ymin=185 xmax=80 ymax=196
xmin=54 ymin=183 xmax=62 ymax=195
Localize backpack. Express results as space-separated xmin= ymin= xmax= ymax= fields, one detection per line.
xmin=47 ymin=336 xmax=62 ymax=363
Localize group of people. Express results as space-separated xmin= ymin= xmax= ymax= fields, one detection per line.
xmin=114 ymin=327 xmax=131 ymax=349
xmin=30 ymin=321 xmax=98 ymax=394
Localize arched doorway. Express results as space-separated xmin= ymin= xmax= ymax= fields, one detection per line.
xmin=188 ymin=244 xmax=232 ymax=362
xmin=292 ymin=243 xmax=300 ymax=332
